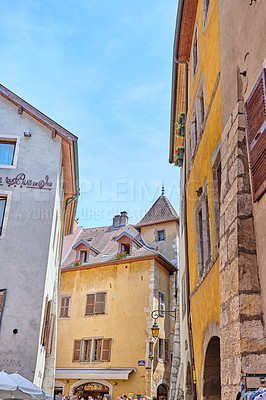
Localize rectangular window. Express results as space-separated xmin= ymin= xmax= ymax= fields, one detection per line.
xmin=158 ymin=338 xmax=164 ymax=360
xmin=0 ymin=141 xmax=16 ymax=165
xmin=80 ymin=250 xmax=87 ymax=263
xmin=0 ymin=289 xmax=7 ymax=327
xmin=158 ymin=230 xmax=165 ymax=241
xmin=193 ymin=26 xmax=198 ymax=76
xmin=121 ymin=243 xmax=130 ymax=254
xmin=158 ymin=291 xmax=165 ymax=316
xmin=182 ymin=274 xmax=187 ymax=318
xmin=0 ymin=197 xmax=7 ymax=236
xmin=74 ymin=338 xmax=112 ymax=363
xmin=85 ymin=292 xmax=106 ymax=316
xmin=59 ymin=296 xmax=71 ymax=318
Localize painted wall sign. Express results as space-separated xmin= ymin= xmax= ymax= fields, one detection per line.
xmin=0 ymin=173 xmax=52 ymax=190
xmin=138 ymin=360 xmax=145 ymax=366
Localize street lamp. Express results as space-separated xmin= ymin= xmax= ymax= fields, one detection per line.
xmin=151 ymin=309 xmax=176 ymax=338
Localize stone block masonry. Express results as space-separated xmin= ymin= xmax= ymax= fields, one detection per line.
xmin=219 ymin=100 xmax=266 ymax=399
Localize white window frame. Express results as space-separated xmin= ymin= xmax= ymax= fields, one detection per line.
xmin=0 ymin=190 xmax=12 ymax=239
xmin=158 ymin=338 xmax=164 ymax=362
xmin=0 ymin=135 xmax=20 ymax=169
xmin=158 ymin=290 xmax=165 ymax=316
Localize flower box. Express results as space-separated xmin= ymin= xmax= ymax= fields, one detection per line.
xmin=116 ymin=251 xmax=128 ymax=260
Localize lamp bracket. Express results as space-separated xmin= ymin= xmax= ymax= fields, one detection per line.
xmin=151 ymin=309 xmax=176 ymax=321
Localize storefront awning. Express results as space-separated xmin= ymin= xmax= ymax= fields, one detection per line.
xmin=55 ymin=368 xmax=136 ymax=380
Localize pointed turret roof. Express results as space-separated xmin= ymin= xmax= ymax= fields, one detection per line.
xmin=136 ymin=195 xmax=179 ymax=227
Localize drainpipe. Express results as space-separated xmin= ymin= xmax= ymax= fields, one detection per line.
xmin=58 ymin=194 xmax=79 ymax=291
xmin=174 ymin=58 xmax=197 ymax=400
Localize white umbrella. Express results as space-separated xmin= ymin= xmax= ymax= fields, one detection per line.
xmin=0 ymin=372 xmax=17 ymax=391
xmin=0 ymin=372 xmax=51 ymax=400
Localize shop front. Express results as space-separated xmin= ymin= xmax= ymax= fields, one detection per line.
xmin=75 ymin=382 xmax=110 ymax=400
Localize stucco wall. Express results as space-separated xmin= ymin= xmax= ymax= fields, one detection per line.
xmin=0 ymin=95 xmax=62 ymax=383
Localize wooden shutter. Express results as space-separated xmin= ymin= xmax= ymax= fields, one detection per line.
xmin=60 ymin=296 xmax=70 ymax=318
xmin=164 ymin=339 xmax=169 ymax=363
xmin=245 ymin=69 xmax=266 ymax=201
xmin=101 ymin=338 xmax=112 ymax=362
xmin=41 ymin=296 xmax=48 ymax=345
xmin=154 ymin=230 xmax=159 ymax=242
xmin=46 ymin=313 xmax=55 ymax=355
xmin=72 ymin=339 xmax=82 ymax=362
xmin=0 ymin=289 xmax=6 ymax=326
xmin=43 ymin=300 xmax=51 ymax=347
xmin=95 ymin=292 xmax=105 ymax=314
xmin=85 ymin=294 xmax=95 ymax=315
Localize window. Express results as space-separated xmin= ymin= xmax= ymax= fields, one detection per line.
xmin=80 ymin=250 xmax=88 ymax=263
xmin=194 ymin=180 xmax=212 ymax=278
xmin=158 ymin=338 xmax=164 ymax=360
xmin=158 ymin=230 xmax=165 ymax=241
xmin=193 ymin=26 xmax=198 ymax=77
xmin=121 ymin=243 xmax=130 ymax=254
xmin=212 ymin=141 xmax=221 ymax=253
xmin=182 ymin=274 xmax=187 ymax=318
xmin=149 ymin=341 xmax=154 ymax=358
xmin=164 ymin=339 xmax=169 ymax=363
xmin=59 ymin=296 xmax=71 ymax=318
xmin=245 ymin=68 xmax=266 ymax=202
xmin=0 ymin=197 xmax=7 ymax=236
xmin=72 ymin=338 xmax=112 ymax=363
xmin=158 ymin=290 xmax=165 ymax=316
xmin=0 ymin=136 xmax=20 ymax=168
xmin=85 ymin=292 xmax=106 ymax=316
xmin=0 ymin=289 xmax=6 ymax=327
xmin=203 ymin=0 xmax=210 ymax=29
xmin=0 ymin=141 xmax=15 ymax=165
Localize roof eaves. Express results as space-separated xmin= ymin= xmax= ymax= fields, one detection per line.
xmin=0 ymin=84 xmax=78 ymax=142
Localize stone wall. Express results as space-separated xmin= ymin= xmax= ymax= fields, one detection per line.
xmin=219 ymin=92 xmax=266 ymax=399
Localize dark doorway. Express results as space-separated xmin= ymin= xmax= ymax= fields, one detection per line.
xmin=186 ymin=363 xmax=193 ymax=400
xmin=203 ymin=336 xmax=221 ymax=400
xmin=157 ymin=384 xmax=168 ymax=400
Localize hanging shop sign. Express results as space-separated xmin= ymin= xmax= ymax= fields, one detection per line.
xmin=0 ymin=173 xmax=52 ymax=190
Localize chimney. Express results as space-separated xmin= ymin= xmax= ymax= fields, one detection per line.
xmin=113 ymin=215 xmax=121 ymax=227
xmin=120 ymin=211 xmax=128 ymax=226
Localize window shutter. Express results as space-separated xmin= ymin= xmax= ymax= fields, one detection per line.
xmin=72 ymin=339 xmax=82 ymax=362
xmin=0 ymin=289 xmax=6 ymax=326
xmin=164 ymin=339 xmax=169 ymax=363
xmin=41 ymin=296 xmax=48 ymax=345
xmin=154 ymin=230 xmax=159 ymax=242
xmin=46 ymin=313 xmax=55 ymax=355
xmin=245 ymin=69 xmax=266 ymax=202
xmin=101 ymin=338 xmax=112 ymax=362
xmin=60 ymin=296 xmax=70 ymax=318
xmin=86 ymin=294 xmax=95 ymax=315
xmin=43 ymin=300 xmax=51 ymax=347
xmin=95 ymin=292 xmax=105 ymax=314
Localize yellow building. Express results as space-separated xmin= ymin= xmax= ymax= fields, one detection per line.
xmin=169 ymin=0 xmax=221 ymax=399
xmin=56 ymin=194 xmax=179 ymax=400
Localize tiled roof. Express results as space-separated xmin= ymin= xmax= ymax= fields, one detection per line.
xmin=135 ymin=195 xmax=179 ymax=227
xmin=61 ymin=222 xmax=176 ymax=273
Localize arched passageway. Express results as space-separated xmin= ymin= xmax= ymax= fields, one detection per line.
xmin=202 ymin=336 xmax=221 ymax=400
xmin=157 ymin=384 xmax=168 ymax=400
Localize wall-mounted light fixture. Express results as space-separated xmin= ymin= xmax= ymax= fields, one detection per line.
xmin=196 ymin=186 xmax=202 ymax=197
xmin=151 ymin=309 xmax=176 ymax=338
xmin=24 ymin=130 xmax=31 ymax=137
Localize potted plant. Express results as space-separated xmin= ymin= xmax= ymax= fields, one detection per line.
xmin=115 ymin=251 xmax=128 ymax=260
xmin=175 ymin=112 xmax=186 ymax=137
xmin=73 ymin=258 xmax=83 ymax=266
xmin=174 ymin=146 xmax=184 ymax=167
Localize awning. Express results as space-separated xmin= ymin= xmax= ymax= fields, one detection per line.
xmin=55 ymin=368 xmax=136 ymax=380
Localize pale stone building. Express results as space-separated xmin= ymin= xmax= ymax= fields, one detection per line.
xmin=0 ymin=84 xmax=79 ymax=394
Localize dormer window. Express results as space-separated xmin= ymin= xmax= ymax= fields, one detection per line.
xmin=158 ymin=230 xmax=165 ymax=241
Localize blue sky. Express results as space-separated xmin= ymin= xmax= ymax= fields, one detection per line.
xmin=0 ymin=0 xmax=180 ymax=227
